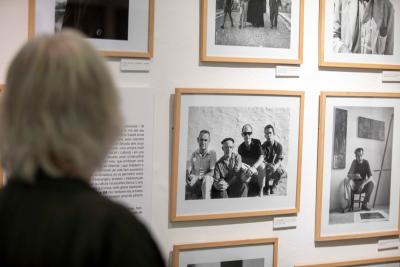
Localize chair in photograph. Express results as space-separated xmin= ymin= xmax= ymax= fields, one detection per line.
xmin=350 ymin=191 xmax=365 ymax=211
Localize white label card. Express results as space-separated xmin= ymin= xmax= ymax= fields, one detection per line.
xmin=377 ymin=238 xmax=400 ymax=250
xmin=382 ymin=71 xmax=400 ymax=82
xmin=275 ymin=66 xmax=300 ymax=77
xmin=273 ymin=216 xmax=297 ymax=229
xmin=120 ymin=59 xmax=150 ymax=72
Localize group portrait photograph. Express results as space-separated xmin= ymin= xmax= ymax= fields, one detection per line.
xmin=185 ymin=112 xmax=289 ymax=201
xmin=215 ymin=0 xmax=293 ymax=49
xmin=200 ymin=0 xmax=303 ymax=64
xmin=170 ymin=89 xmax=303 ymax=221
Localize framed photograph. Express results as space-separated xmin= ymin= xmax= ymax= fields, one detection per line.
xmin=319 ymin=0 xmax=400 ymax=69
xmin=172 ymin=238 xmax=278 ymax=267
xmin=200 ymin=0 xmax=304 ymax=64
xmin=0 ymin=168 xmax=3 ymax=188
xmin=0 ymin=86 xmax=3 ymax=187
xmin=315 ymin=92 xmax=400 ymax=241
xmin=170 ymin=88 xmax=304 ymax=221
xmin=296 ymin=256 xmax=400 ymax=267
xmin=28 ymin=0 xmax=154 ymax=58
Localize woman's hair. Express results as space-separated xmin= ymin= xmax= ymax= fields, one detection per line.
xmin=0 ymin=30 xmax=122 ymax=181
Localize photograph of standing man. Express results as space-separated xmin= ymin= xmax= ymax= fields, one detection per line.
xmin=332 ymin=0 xmax=395 ymax=55
xmin=221 ymin=0 xmax=234 ymax=29
xmin=213 ymin=138 xmax=247 ymax=198
xmin=239 ymin=0 xmax=249 ymax=28
xmin=262 ymin=124 xmax=287 ymax=195
xmin=238 ymin=124 xmax=265 ymax=197
xmin=247 ymin=0 xmax=266 ymax=27
xmin=269 ymin=0 xmax=281 ymax=29
xmin=343 ymin=147 xmax=375 ymax=212
xmin=186 ymin=130 xmax=216 ymax=200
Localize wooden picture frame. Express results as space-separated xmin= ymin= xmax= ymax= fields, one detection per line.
xmin=172 ymin=238 xmax=278 ymax=267
xmin=200 ymin=0 xmax=304 ymax=64
xmin=296 ymin=256 xmax=400 ymax=267
xmin=0 ymin=85 xmax=4 ymax=188
xmin=170 ymin=88 xmax=304 ymax=221
xmin=319 ymin=0 xmax=400 ymax=70
xmin=316 ymin=92 xmax=400 ymax=241
xmin=28 ymin=0 xmax=154 ymax=58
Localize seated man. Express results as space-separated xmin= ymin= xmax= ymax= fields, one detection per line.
xmin=186 ymin=130 xmax=216 ymax=200
xmin=212 ymin=138 xmax=247 ymax=198
xmin=261 ymin=124 xmax=287 ymax=195
xmin=238 ymin=124 xmax=265 ymax=197
xmin=343 ymin=147 xmax=375 ymax=212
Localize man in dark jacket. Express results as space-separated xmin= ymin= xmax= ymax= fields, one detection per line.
xmin=269 ymin=0 xmax=281 ymax=28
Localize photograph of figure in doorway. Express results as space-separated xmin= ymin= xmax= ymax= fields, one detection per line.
xmin=215 ymin=0 xmax=292 ymax=48
xmin=329 ymin=106 xmax=393 ymax=225
xmin=185 ymin=106 xmax=290 ymax=200
xmin=55 ymin=0 xmax=130 ymax=40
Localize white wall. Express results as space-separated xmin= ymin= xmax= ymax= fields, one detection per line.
xmin=0 ymin=1 xmax=399 ymax=266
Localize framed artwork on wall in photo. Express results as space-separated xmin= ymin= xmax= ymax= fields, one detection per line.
xmin=296 ymin=256 xmax=400 ymax=267
xmin=170 ymin=88 xmax=304 ymax=221
xmin=28 ymin=0 xmax=154 ymax=58
xmin=315 ymin=92 xmax=400 ymax=241
xmin=200 ymin=0 xmax=304 ymax=64
xmin=319 ymin=0 xmax=400 ymax=70
xmin=172 ymin=238 xmax=278 ymax=267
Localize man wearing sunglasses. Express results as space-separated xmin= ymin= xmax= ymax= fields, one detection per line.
xmin=238 ymin=124 xmax=265 ymax=197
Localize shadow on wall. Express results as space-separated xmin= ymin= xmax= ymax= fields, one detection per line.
xmin=329 ymin=106 xmax=393 ymax=212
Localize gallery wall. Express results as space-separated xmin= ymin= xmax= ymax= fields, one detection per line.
xmin=0 ymin=0 xmax=400 ymax=266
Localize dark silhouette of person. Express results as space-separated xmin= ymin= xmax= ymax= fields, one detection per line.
xmin=221 ymin=0 xmax=234 ymax=29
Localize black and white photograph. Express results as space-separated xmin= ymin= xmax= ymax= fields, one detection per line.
xmin=172 ymin=238 xmax=277 ymax=267
xmin=200 ymin=0 xmax=303 ymax=64
xmin=171 ymin=89 xmax=303 ymax=222
xmin=328 ymin=106 xmax=393 ymax=225
xmin=185 ymin=106 xmax=290 ymax=201
xmin=29 ymin=0 xmax=154 ymax=58
xmin=187 ymin=258 xmax=264 ymax=267
xmin=296 ymin=256 xmax=400 ymax=267
xmin=215 ymin=0 xmax=292 ymax=49
xmin=319 ymin=0 xmax=400 ymax=69
xmin=54 ymin=0 xmax=129 ymax=40
xmin=316 ymin=92 xmax=400 ymax=241
xmin=332 ymin=0 xmax=395 ymax=55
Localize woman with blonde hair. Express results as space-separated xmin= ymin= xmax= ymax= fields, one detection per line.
xmin=0 ymin=30 xmax=165 ymax=266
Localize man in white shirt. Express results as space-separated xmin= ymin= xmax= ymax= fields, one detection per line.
xmin=185 ymin=130 xmax=216 ymax=200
